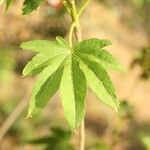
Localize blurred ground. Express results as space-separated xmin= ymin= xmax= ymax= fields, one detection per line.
xmin=0 ymin=0 xmax=150 ymax=150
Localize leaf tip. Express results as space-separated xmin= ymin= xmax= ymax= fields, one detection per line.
xmin=114 ymin=100 xmax=120 ymax=112
xmin=56 ymin=36 xmax=61 ymax=40
xmin=20 ymin=42 xmax=25 ymax=49
xmin=22 ymin=74 xmax=26 ymax=78
xmin=26 ymin=114 xmax=33 ymax=120
xmin=20 ymin=41 xmax=30 ymax=49
xmin=22 ymin=69 xmax=28 ymax=77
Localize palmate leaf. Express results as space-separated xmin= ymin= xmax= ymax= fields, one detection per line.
xmin=21 ymin=37 xmax=122 ymax=130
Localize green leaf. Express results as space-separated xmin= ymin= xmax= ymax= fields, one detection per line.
xmin=74 ymin=38 xmax=112 ymax=51
xmin=77 ymin=54 xmax=119 ymax=111
xmin=141 ymin=134 xmax=150 ymax=150
xmin=20 ymin=40 xmax=67 ymax=54
xmin=75 ymin=50 xmax=124 ymax=71
xmin=22 ymin=0 xmax=45 ymax=15
xmin=74 ymin=38 xmax=124 ymax=71
xmin=21 ymin=39 xmax=69 ymax=76
xmin=23 ymin=52 xmax=68 ymax=76
xmin=60 ymin=56 xmax=87 ymax=130
xmin=27 ymin=54 xmax=68 ymax=117
xmin=91 ymin=49 xmax=124 ymax=71
xmin=21 ymin=37 xmax=121 ymax=130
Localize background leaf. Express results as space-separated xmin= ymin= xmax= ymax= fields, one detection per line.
xmin=6 ymin=0 xmax=13 ymax=10
xmin=22 ymin=0 xmax=45 ymax=15
xmin=28 ymin=127 xmax=75 ymax=150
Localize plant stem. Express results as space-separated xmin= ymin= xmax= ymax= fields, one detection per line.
xmin=79 ymin=121 xmax=85 ymax=150
xmin=65 ymin=0 xmax=91 ymax=149
xmin=66 ymin=0 xmax=85 ymax=149
xmin=69 ymin=23 xmax=76 ymax=48
xmin=71 ymin=0 xmax=82 ymax=42
xmin=69 ymin=0 xmax=82 ymax=43
xmin=78 ymin=0 xmax=91 ymax=17
xmin=0 ymin=81 xmax=32 ymax=142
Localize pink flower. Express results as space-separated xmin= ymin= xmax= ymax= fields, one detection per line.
xmin=47 ymin=0 xmax=62 ymax=10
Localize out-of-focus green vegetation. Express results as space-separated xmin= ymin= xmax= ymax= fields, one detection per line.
xmin=28 ymin=127 xmax=74 ymax=150
xmin=140 ymin=134 xmax=150 ymax=150
xmin=131 ymin=47 xmax=150 ymax=79
xmin=0 ymin=0 xmax=150 ymax=149
xmin=86 ymin=139 xmax=110 ymax=150
xmin=0 ymin=49 xmax=16 ymax=83
xmin=131 ymin=0 xmax=150 ymax=8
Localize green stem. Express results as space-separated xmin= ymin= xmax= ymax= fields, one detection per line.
xmin=67 ymin=1 xmax=84 ymax=149
xmin=79 ymin=121 xmax=85 ymax=150
xmin=69 ymin=23 xmax=76 ymax=48
xmin=64 ymin=0 xmax=92 ymax=149
xmin=110 ymin=117 xmax=124 ymax=149
xmin=70 ymin=0 xmax=82 ymax=42
xmin=67 ymin=0 xmax=82 ymax=46
xmin=70 ymin=1 xmax=84 ymax=149
xmin=78 ymin=0 xmax=91 ymax=17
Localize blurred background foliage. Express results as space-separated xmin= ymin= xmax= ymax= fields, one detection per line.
xmin=28 ymin=127 xmax=75 ymax=150
xmin=0 ymin=49 xmax=16 ymax=83
xmin=0 ymin=0 xmax=150 ymax=150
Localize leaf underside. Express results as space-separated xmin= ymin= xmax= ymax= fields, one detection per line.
xmin=21 ymin=37 xmax=123 ymax=130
